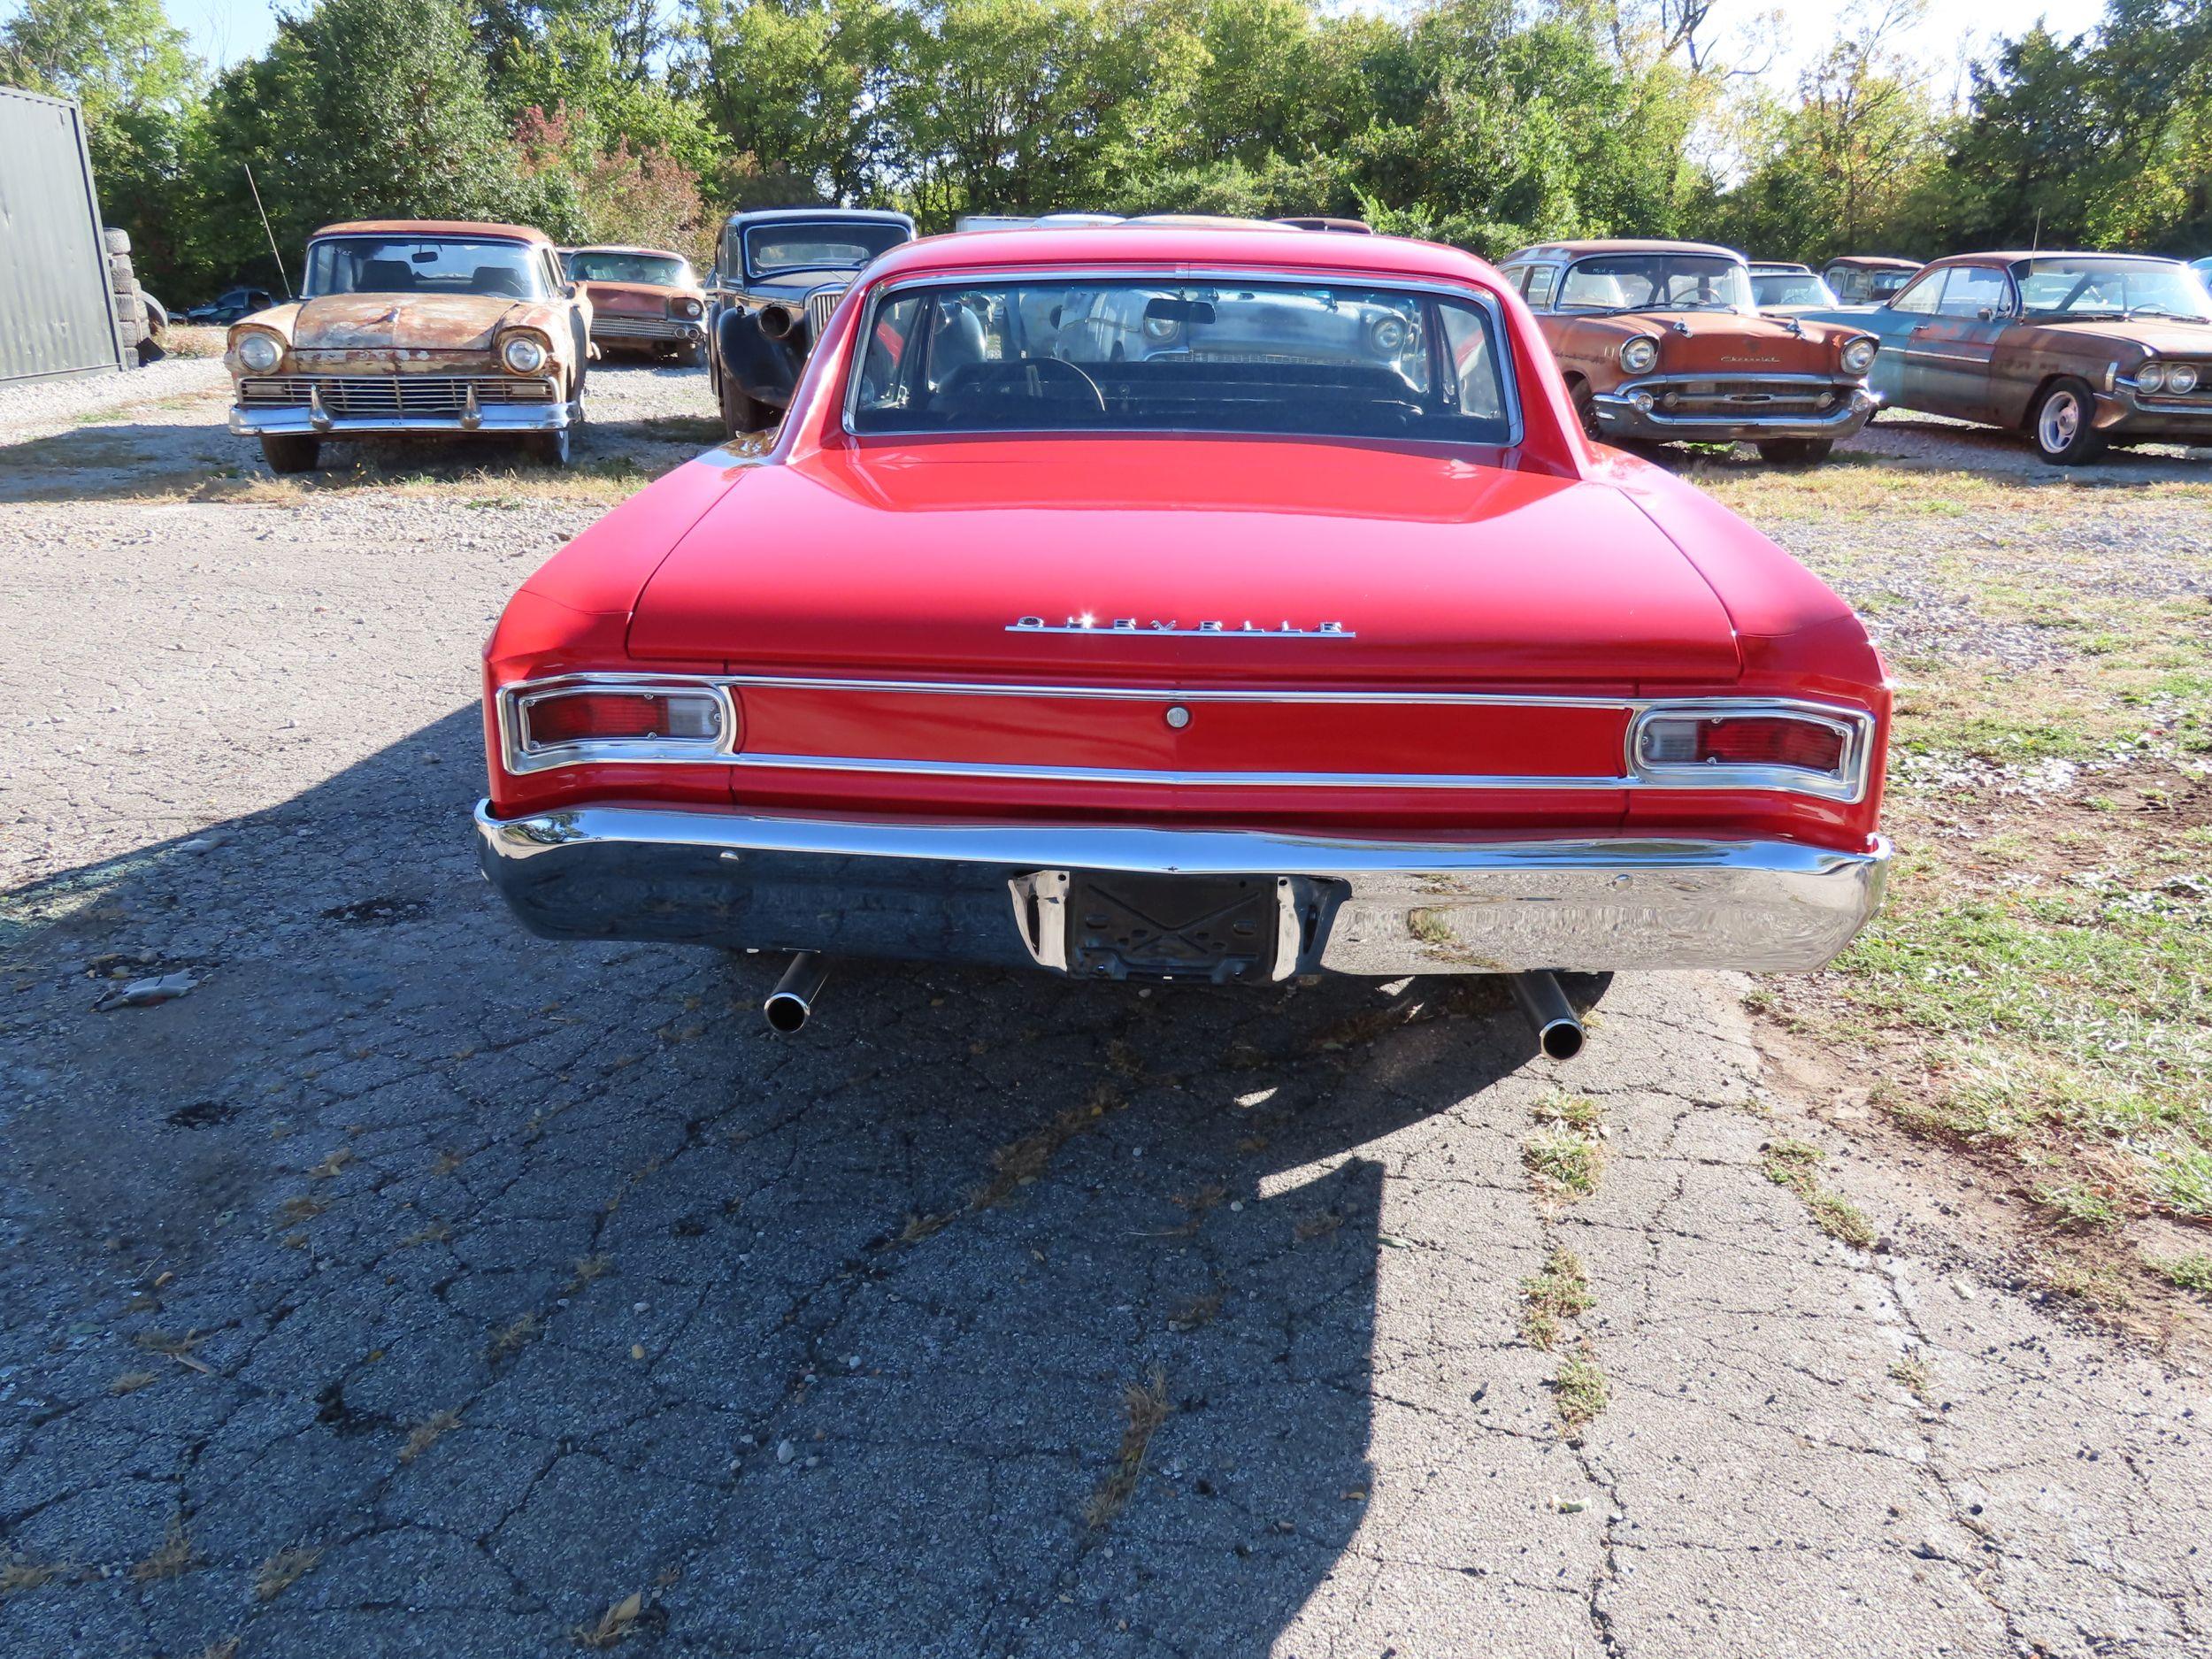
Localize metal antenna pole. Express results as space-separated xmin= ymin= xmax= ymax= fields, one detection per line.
xmin=244 ymin=162 xmax=292 ymax=298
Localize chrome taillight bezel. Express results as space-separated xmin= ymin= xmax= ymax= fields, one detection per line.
xmin=500 ymin=674 xmax=741 ymax=774
xmin=1628 ymin=700 xmax=1875 ymax=803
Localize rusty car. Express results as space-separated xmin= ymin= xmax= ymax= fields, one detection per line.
xmin=1800 ymin=250 xmax=2212 ymax=464
xmin=565 ymin=244 xmax=707 ymax=365
xmin=1499 ymin=239 xmax=1880 ymax=463
xmin=225 ymin=219 xmax=590 ymax=472
xmin=709 ymin=207 xmax=915 ymax=435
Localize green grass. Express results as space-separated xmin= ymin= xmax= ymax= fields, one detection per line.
xmin=1518 ymin=1241 xmax=1594 ymax=1351
xmin=1554 ymin=1349 xmax=1609 ymax=1432
xmin=2149 ymin=1252 xmax=2212 ymax=1294
xmin=1523 ymin=1127 xmax=1602 ymax=1199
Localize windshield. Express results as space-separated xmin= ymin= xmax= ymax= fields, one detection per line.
xmin=743 ymin=222 xmax=909 ymax=280
xmin=303 ymin=237 xmax=548 ymax=300
xmin=568 ymin=250 xmax=693 ymax=287
xmin=850 ymin=278 xmax=1514 ymax=444
xmin=1557 ymin=254 xmax=1752 ymax=313
xmin=2016 ymin=258 xmax=2212 ymax=321
xmin=1753 ymin=273 xmax=1839 ymax=308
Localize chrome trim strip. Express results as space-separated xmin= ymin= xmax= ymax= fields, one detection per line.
xmin=836 ymin=265 xmax=1525 ymax=449
xmin=493 ymin=672 xmax=1876 ymax=800
xmin=472 ymin=801 xmax=1893 ymax=975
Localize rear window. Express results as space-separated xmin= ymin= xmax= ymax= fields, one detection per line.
xmin=849 ymin=277 xmax=1515 ymax=445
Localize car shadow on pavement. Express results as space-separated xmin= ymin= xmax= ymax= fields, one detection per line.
xmin=2 ymin=705 xmax=1545 ymax=1657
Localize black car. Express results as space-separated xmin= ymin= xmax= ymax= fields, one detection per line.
xmin=709 ymin=207 xmax=916 ymax=435
xmin=186 ymin=286 xmax=279 ymax=325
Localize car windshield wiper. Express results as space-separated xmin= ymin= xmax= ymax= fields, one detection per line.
xmin=2127 ymin=306 xmax=2211 ymax=323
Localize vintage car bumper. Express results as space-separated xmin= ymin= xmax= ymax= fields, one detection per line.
xmin=2096 ymin=388 xmax=2212 ymax=441
xmin=228 ymin=377 xmax=572 ymax=439
xmin=473 ymin=802 xmax=1891 ymax=979
xmin=1594 ymin=384 xmax=1878 ymax=444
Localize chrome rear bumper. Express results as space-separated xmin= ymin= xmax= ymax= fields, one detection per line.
xmin=473 ymin=803 xmax=1889 ymax=977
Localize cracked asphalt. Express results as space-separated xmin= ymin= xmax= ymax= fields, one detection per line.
xmin=3 ymin=364 xmax=2208 ymax=1657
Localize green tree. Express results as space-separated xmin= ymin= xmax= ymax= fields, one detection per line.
xmin=199 ymin=0 xmax=543 ymax=286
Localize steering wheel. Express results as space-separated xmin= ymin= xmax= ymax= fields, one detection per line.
xmin=1016 ymin=357 xmax=1107 ymax=410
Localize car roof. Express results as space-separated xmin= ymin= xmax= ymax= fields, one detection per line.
xmin=313 ymin=219 xmax=551 ymax=244
xmin=568 ymin=244 xmax=688 ymax=259
xmin=864 ymin=225 xmax=1499 ymax=288
xmin=724 ymin=206 xmax=916 ymax=230
xmin=1511 ymin=239 xmax=1743 ymax=261
xmin=1929 ymin=250 xmax=2183 ymax=266
xmin=1748 ymin=262 xmax=1812 ymax=273
xmin=1822 ymin=256 xmax=1921 ymax=269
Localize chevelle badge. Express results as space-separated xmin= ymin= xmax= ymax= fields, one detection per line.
xmin=1010 ymin=616 xmax=1355 ymax=637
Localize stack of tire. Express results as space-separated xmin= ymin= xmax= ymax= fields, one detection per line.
xmin=104 ymin=228 xmax=168 ymax=365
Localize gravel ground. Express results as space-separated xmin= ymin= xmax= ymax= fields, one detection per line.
xmin=3 ymin=377 xmax=2208 ymax=1658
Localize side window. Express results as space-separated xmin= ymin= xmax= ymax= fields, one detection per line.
xmin=1890 ymin=270 xmax=1945 ymax=315
xmin=1938 ymin=265 xmax=2009 ymax=318
xmin=1438 ymin=302 xmax=1508 ymax=421
xmin=1522 ymin=266 xmax=1557 ymax=309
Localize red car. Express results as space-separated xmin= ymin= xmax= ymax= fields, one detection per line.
xmin=476 ymin=227 xmax=1891 ymax=1055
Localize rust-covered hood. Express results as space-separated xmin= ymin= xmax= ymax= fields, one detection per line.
xmin=288 ymin=294 xmax=566 ymax=356
xmin=2023 ymin=317 xmax=2212 ymax=358
xmin=1549 ymin=309 xmax=1869 ymax=378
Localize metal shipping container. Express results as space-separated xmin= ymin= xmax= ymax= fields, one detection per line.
xmin=0 ymin=86 xmax=127 ymax=384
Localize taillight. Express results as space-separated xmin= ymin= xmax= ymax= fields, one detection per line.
xmin=507 ymin=680 xmax=733 ymax=772
xmin=1632 ymin=704 xmax=1866 ymax=800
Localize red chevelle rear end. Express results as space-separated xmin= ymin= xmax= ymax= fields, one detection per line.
xmin=476 ymin=226 xmax=1888 ymax=1020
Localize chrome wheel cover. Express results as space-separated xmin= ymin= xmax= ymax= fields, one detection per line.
xmin=2039 ymin=390 xmax=2081 ymax=454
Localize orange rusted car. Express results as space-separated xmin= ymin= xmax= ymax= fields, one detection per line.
xmin=1499 ymin=239 xmax=1880 ymax=463
xmin=226 ymin=220 xmax=591 ymax=472
xmin=565 ymin=244 xmax=708 ymax=365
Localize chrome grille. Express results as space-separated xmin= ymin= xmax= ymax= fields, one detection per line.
xmin=592 ymin=316 xmax=691 ymax=340
xmin=1655 ymin=379 xmax=1843 ymax=416
xmin=236 ymin=377 xmax=557 ymax=414
xmin=805 ymin=287 xmax=846 ymax=342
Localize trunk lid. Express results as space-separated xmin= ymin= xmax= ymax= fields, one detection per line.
xmin=626 ymin=439 xmax=1739 ymax=686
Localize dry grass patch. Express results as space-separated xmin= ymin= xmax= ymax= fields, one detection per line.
xmin=1083 ymin=1370 xmax=1173 ymax=1529
xmin=574 ymin=1590 xmax=646 ymax=1648
xmin=399 ymin=1409 xmax=461 ymax=1463
xmin=254 ymin=1546 xmax=321 ymax=1601
xmin=130 ymin=1513 xmax=199 ymax=1581
xmin=1 ymin=1558 xmax=65 ymax=1595
xmin=1889 ymin=1356 xmax=1933 ymax=1402
xmin=1761 ymin=1139 xmax=1879 ymax=1248
xmin=1523 ymin=1126 xmax=1603 ymax=1199
xmin=486 ymin=1312 xmax=541 ymax=1364
xmin=109 ymin=1370 xmax=160 ymax=1395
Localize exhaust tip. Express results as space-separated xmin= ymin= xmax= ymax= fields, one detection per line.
xmin=1538 ymin=1018 xmax=1585 ymax=1063
xmin=762 ymin=951 xmax=828 ymax=1035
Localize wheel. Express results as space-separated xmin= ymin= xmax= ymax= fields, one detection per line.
xmin=718 ymin=370 xmax=772 ymax=437
xmin=674 ymin=341 xmax=702 ymax=368
xmin=530 ymin=426 xmax=572 ymax=466
xmin=2032 ymin=377 xmax=2107 ymax=465
xmin=1570 ymin=380 xmax=1602 ymax=441
xmin=1755 ymin=438 xmax=1834 ymax=465
xmin=259 ymin=434 xmax=319 ymax=473
xmin=141 ymin=292 xmax=168 ymax=334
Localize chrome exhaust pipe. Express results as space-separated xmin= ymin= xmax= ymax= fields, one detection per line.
xmin=1510 ymin=971 xmax=1585 ymax=1062
xmin=764 ymin=951 xmax=829 ymax=1033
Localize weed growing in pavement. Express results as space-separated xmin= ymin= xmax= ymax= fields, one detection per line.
xmin=254 ymin=1546 xmax=321 ymax=1601
xmin=130 ymin=1513 xmax=198 ymax=1581
xmin=1889 ymin=1356 xmax=1932 ymax=1402
xmin=486 ymin=1312 xmax=541 ymax=1364
xmin=1523 ymin=1126 xmax=1602 ymax=1198
xmin=1554 ymin=1347 xmax=1609 ymax=1432
xmin=574 ymin=1591 xmax=646 ymax=1648
xmin=1 ymin=1558 xmax=65 ymax=1595
xmin=2150 ymin=1252 xmax=2212 ymax=1294
xmin=1519 ymin=1242 xmax=1595 ymax=1351
xmin=1762 ymin=1140 xmax=1878 ymax=1248
xmin=108 ymin=1370 xmax=159 ymax=1395
xmin=399 ymin=1409 xmax=462 ymax=1463
xmin=1084 ymin=1370 xmax=1173 ymax=1529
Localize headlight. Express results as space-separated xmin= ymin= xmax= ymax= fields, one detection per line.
xmin=1841 ymin=337 xmax=1878 ymax=375
xmin=236 ymin=333 xmax=281 ymax=373
xmin=675 ymin=297 xmax=703 ymax=319
xmin=2167 ymin=364 xmax=2198 ymax=395
xmin=1142 ymin=314 xmax=1179 ymax=342
xmin=502 ymin=335 xmax=549 ymax=374
xmin=2137 ymin=360 xmax=2166 ymax=392
xmin=1619 ymin=336 xmax=1659 ymax=374
xmin=1369 ymin=314 xmax=1410 ymax=354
